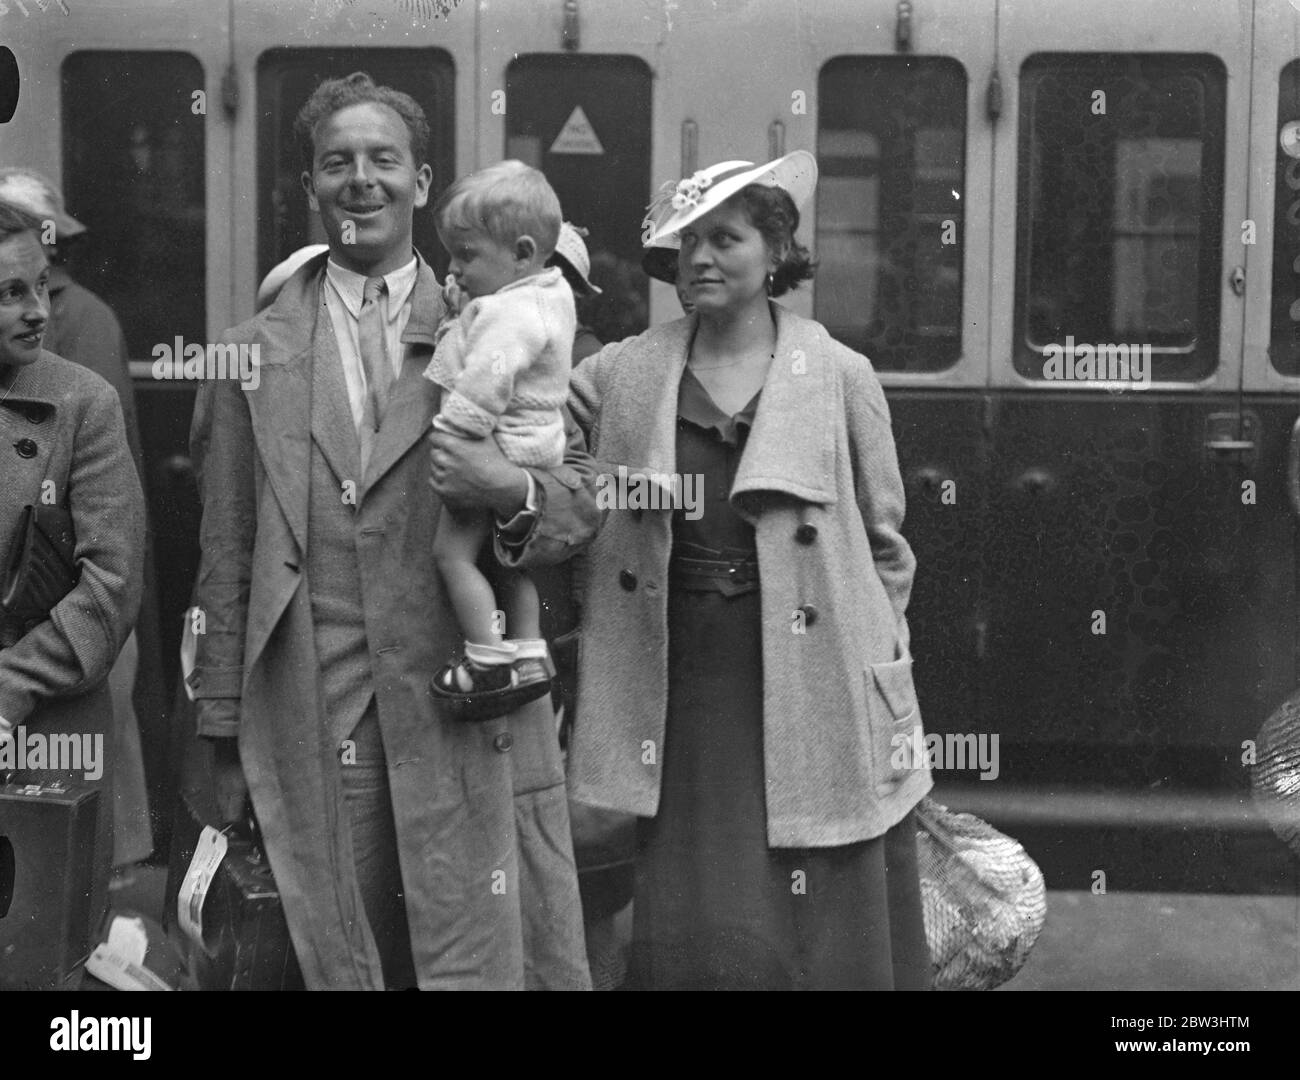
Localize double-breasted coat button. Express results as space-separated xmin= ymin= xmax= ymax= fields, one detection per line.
xmin=15 ymin=438 xmax=37 ymax=458
xmin=795 ymin=523 xmax=818 ymax=545
xmin=619 ymin=569 xmax=637 ymax=591
xmin=798 ymin=604 xmax=819 ymax=626
xmin=493 ymin=732 xmax=514 ymax=752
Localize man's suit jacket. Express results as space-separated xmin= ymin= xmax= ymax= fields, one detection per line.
xmin=189 ymin=252 xmax=599 ymax=989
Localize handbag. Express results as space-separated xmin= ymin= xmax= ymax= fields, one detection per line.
xmin=0 ymin=503 xmax=78 ymax=647
xmin=915 ymin=796 xmax=1047 ymax=991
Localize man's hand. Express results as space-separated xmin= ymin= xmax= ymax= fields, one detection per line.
xmin=211 ymin=737 xmax=250 ymax=828
xmin=428 ymin=429 xmax=529 ymax=518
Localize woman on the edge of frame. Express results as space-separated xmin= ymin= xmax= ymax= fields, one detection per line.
xmin=566 ymin=151 xmax=934 ymax=990
xmin=0 ymin=199 xmax=145 ymax=944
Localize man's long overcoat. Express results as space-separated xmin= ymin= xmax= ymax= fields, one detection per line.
xmin=190 ymin=254 xmax=598 ymax=989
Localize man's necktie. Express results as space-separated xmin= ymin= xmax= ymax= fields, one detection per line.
xmin=358 ymin=275 xmax=392 ymax=434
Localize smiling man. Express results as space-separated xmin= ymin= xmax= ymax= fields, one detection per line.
xmin=188 ymin=72 xmax=599 ymax=990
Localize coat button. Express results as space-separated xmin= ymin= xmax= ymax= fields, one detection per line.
xmin=798 ymin=604 xmax=819 ymax=626
xmin=795 ymin=523 xmax=818 ymax=545
xmin=14 ymin=438 xmax=37 ymax=458
xmin=619 ymin=569 xmax=637 ymax=591
xmin=493 ymin=732 xmax=513 ymax=752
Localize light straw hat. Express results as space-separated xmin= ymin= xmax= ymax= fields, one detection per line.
xmin=0 ymin=168 xmax=87 ymax=238
xmin=641 ymin=150 xmax=818 ymax=247
xmin=256 ymin=244 xmax=329 ymax=309
xmin=550 ymin=221 xmax=602 ymax=296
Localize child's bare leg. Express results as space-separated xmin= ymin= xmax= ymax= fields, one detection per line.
xmin=432 ymin=507 xmax=502 ymax=646
xmin=497 ymin=568 xmax=541 ymax=642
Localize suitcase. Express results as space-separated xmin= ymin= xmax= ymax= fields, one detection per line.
xmin=0 ymin=780 xmax=101 ymax=990
xmin=164 ymin=792 xmax=302 ymax=990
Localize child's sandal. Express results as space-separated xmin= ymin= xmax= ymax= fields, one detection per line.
xmin=429 ymin=654 xmax=554 ymax=722
xmin=432 ymin=656 xmax=513 ymax=696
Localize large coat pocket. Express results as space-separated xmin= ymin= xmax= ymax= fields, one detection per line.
xmin=865 ymin=655 xmax=923 ymax=795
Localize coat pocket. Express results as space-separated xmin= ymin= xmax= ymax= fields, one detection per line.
xmin=865 ymin=655 xmax=923 ymax=795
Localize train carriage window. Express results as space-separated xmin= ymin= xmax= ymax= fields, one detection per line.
xmin=257 ymin=49 xmax=455 ymax=285
xmin=1269 ymin=61 xmax=1300 ymax=377
xmin=1016 ymin=55 xmax=1225 ymax=382
xmin=815 ymin=57 xmax=966 ymax=372
xmin=506 ymin=55 xmax=652 ymax=343
xmin=62 ymin=52 xmax=206 ymax=357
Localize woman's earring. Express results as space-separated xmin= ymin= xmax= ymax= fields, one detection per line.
xmin=766 ymin=271 xmax=775 ymax=295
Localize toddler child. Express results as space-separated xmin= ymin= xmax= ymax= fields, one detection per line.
xmin=424 ymin=160 xmax=575 ymax=720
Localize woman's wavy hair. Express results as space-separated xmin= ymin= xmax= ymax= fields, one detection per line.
xmin=0 ymin=199 xmax=44 ymax=242
xmin=733 ymin=183 xmax=816 ymax=297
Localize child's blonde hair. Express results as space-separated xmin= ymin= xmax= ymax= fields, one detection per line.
xmin=434 ymin=160 xmax=562 ymax=257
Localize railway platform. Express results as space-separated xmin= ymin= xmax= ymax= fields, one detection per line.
xmin=105 ymin=863 xmax=1300 ymax=991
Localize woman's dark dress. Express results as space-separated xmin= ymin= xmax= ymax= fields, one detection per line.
xmin=627 ymin=367 xmax=932 ymax=991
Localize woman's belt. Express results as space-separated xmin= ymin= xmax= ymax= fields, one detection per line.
xmin=669 ymin=554 xmax=760 ymax=596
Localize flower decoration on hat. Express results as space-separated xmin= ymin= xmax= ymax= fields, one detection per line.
xmin=645 ymin=170 xmax=716 ymax=230
xmin=671 ymin=170 xmax=713 ymax=211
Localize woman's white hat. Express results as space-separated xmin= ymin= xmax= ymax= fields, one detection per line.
xmin=549 ymin=221 xmax=603 ymax=296
xmin=256 ymin=244 xmax=329 ymax=309
xmin=642 ymin=150 xmax=818 ymax=247
xmin=0 ymin=168 xmax=87 ymax=238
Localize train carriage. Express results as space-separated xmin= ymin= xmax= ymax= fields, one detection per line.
xmin=1 ymin=0 xmax=1297 ymax=896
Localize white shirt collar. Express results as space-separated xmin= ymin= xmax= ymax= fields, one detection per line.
xmin=324 ymin=254 xmax=419 ymax=319
xmin=495 ymin=266 xmax=563 ymax=297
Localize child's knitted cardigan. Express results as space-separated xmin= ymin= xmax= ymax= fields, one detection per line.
xmin=424 ymin=266 xmax=575 ymax=468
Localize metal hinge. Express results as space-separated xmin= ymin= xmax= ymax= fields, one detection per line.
xmin=1228 ymin=265 xmax=1245 ymax=296
xmin=895 ymin=0 xmax=913 ymax=53
xmin=986 ymin=69 xmax=1003 ymax=122
xmin=222 ymin=62 xmax=239 ymax=120
xmin=562 ymin=0 xmax=580 ymax=51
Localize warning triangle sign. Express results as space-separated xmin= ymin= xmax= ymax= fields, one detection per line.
xmin=549 ymin=106 xmax=605 ymax=156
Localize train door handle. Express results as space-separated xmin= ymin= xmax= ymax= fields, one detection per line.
xmin=1013 ymin=466 xmax=1057 ymax=496
xmin=161 ymin=453 xmax=195 ymax=485
xmin=907 ymin=465 xmax=951 ymax=497
xmin=1204 ymin=411 xmax=1259 ymax=466
xmin=1288 ymin=416 xmax=1300 ymax=519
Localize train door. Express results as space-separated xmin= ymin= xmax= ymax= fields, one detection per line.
xmin=231 ymin=1 xmax=475 ymax=298
xmin=501 ymin=54 xmax=652 ymax=341
xmin=985 ymin=0 xmax=1279 ymax=889
xmin=1244 ymin=0 xmax=1300 ymax=757
xmin=476 ymin=2 xmax=654 ymax=340
xmin=799 ymin=0 xmax=998 ymax=772
xmin=6 ymin=0 xmax=236 ymax=840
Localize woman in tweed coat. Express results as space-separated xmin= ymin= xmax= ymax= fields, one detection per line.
xmin=567 ymin=153 xmax=933 ymax=990
xmin=0 ymin=202 xmax=145 ymax=941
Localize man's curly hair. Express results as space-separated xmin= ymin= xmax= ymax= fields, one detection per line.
xmin=295 ymin=71 xmax=430 ymax=171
